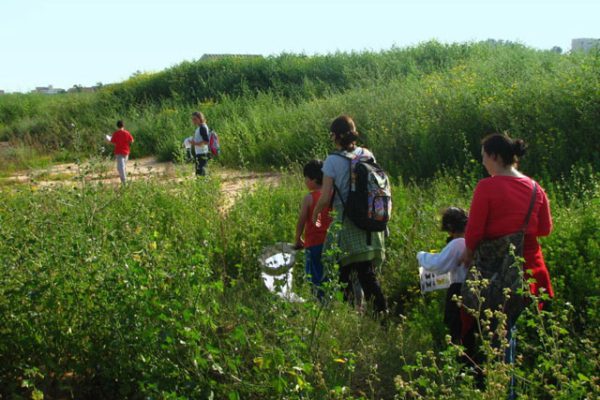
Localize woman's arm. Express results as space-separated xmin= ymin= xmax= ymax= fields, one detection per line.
xmin=536 ymin=189 xmax=553 ymax=237
xmin=312 ymin=176 xmax=333 ymax=225
xmin=295 ymin=194 xmax=312 ymax=249
xmin=460 ymin=247 xmax=474 ymax=268
xmin=464 ymin=181 xmax=489 ymax=252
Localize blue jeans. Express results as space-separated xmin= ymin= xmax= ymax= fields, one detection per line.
xmin=305 ymin=245 xmax=326 ymax=297
xmin=116 ymin=154 xmax=128 ymax=184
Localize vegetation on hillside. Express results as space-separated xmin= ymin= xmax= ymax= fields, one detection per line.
xmin=1 ymin=41 xmax=599 ymax=398
xmin=1 ymin=41 xmax=598 ymax=180
xmin=0 ymin=172 xmax=598 ymax=398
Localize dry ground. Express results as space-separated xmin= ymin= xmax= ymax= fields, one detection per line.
xmin=0 ymin=156 xmax=282 ymax=212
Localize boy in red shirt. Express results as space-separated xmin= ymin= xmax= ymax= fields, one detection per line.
xmin=294 ymin=160 xmax=333 ymax=298
xmin=107 ymin=120 xmax=134 ymax=184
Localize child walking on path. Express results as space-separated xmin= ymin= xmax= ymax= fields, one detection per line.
xmin=189 ymin=111 xmax=210 ymax=176
xmin=417 ymin=207 xmax=468 ymax=344
xmin=295 ymin=160 xmax=333 ymax=297
xmin=108 ymin=120 xmax=134 ymax=184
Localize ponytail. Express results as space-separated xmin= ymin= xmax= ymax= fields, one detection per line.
xmin=482 ymin=133 xmax=527 ymax=166
xmin=512 ymin=139 xmax=527 ymax=158
xmin=330 ymin=115 xmax=359 ymax=150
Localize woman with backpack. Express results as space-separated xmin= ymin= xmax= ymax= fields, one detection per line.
xmin=312 ymin=115 xmax=388 ymax=316
xmin=189 ymin=111 xmax=210 ymax=176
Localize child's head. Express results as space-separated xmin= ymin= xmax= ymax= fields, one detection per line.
xmin=116 ymin=120 xmax=124 ymax=129
xmin=441 ymin=207 xmax=468 ymax=234
xmin=303 ymin=159 xmax=324 ymax=189
xmin=191 ymin=111 xmax=206 ymax=126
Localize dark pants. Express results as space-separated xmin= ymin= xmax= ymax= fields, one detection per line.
xmin=461 ymin=306 xmax=520 ymax=391
xmin=185 ymin=148 xmax=194 ymax=163
xmin=195 ymin=154 xmax=209 ymax=176
xmin=444 ymin=283 xmax=463 ymax=344
xmin=339 ymin=261 xmax=387 ymax=314
xmin=305 ymin=245 xmax=326 ymax=299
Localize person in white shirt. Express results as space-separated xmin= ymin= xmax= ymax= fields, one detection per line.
xmin=189 ymin=111 xmax=210 ymax=176
xmin=417 ymin=207 xmax=468 ymax=344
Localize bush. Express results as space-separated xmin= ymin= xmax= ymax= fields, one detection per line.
xmin=0 ymin=167 xmax=598 ymax=398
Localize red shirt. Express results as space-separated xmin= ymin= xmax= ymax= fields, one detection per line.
xmin=111 ymin=129 xmax=134 ymax=155
xmin=465 ymin=176 xmax=554 ymax=297
xmin=304 ymin=191 xmax=333 ymax=248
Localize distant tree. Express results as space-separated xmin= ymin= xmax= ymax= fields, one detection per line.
xmin=551 ymin=46 xmax=563 ymax=54
xmin=96 ymin=82 xmax=103 ymax=88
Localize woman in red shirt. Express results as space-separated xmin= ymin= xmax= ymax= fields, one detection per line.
xmin=462 ymin=133 xmax=554 ymax=303
xmin=461 ymin=133 xmax=553 ymax=392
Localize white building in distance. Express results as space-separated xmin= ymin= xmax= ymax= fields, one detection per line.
xmin=200 ymin=54 xmax=262 ymax=61
xmin=571 ymin=38 xmax=600 ymax=53
xmin=33 ymin=85 xmax=65 ymax=95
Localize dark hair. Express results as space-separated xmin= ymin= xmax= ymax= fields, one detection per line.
xmin=330 ymin=115 xmax=359 ymax=150
xmin=116 ymin=120 xmax=124 ymax=128
xmin=481 ymin=133 xmax=527 ymax=166
xmin=192 ymin=111 xmax=206 ymax=123
xmin=441 ymin=207 xmax=468 ymax=234
xmin=303 ymin=159 xmax=324 ymax=185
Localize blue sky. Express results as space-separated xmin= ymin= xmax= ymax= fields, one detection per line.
xmin=0 ymin=0 xmax=598 ymax=93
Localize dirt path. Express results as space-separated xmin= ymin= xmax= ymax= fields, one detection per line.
xmin=1 ymin=157 xmax=282 ymax=212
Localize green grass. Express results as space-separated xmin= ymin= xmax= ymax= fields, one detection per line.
xmin=0 ymin=171 xmax=598 ymax=399
xmin=1 ymin=40 xmax=599 ymax=398
xmin=2 ymin=41 xmax=599 ymax=180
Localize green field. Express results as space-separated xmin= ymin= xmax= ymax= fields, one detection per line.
xmin=1 ymin=42 xmax=599 ymax=399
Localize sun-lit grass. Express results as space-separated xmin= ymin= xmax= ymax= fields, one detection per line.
xmin=0 ymin=41 xmax=599 ymax=399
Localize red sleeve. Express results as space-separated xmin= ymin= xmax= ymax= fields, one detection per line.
xmin=128 ymin=132 xmax=134 ymax=142
xmin=110 ymin=132 xmax=117 ymax=143
xmin=536 ymin=188 xmax=552 ymax=237
xmin=465 ymin=180 xmax=490 ymax=251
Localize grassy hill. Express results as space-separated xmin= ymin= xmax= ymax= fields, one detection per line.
xmin=1 ymin=41 xmax=599 ymax=399
xmin=2 ymin=41 xmax=599 ymax=179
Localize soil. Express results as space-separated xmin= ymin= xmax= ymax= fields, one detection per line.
xmin=0 ymin=157 xmax=282 ymax=212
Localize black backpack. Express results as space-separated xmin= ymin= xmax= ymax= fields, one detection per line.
xmin=332 ymin=150 xmax=392 ymax=242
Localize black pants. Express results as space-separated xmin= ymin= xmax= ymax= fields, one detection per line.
xmin=445 ymin=283 xmax=463 ymax=344
xmin=461 ymin=302 xmax=520 ymax=391
xmin=185 ymin=148 xmax=194 ymax=163
xmin=339 ymin=261 xmax=387 ymax=314
xmin=195 ymin=154 xmax=209 ymax=176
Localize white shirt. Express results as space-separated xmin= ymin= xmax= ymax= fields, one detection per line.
xmin=417 ymin=238 xmax=467 ymax=283
xmin=194 ymin=125 xmax=209 ymax=155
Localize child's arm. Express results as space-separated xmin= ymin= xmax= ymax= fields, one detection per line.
xmin=417 ymin=240 xmax=464 ymax=275
xmin=295 ymin=194 xmax=313 ymax=249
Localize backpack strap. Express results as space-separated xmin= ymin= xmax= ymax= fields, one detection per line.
xmin=329 ymin=151 xmax=355 ymax=216
xmin=521 ymin=181 xmax=538 ymax=233
xmin=330 ymin=149 xmax=373 ymax=246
